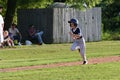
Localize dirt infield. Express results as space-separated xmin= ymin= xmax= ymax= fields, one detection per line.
xmin=0 ymin=56 xmax=120 ymax=72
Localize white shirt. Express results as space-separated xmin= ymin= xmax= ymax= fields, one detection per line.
xmin=0 ymin=14 xmax=4 ymax=43
xmin=0 ymin=14 xmax=4 ymax=30
xmin=9 ymin=28 xmax=19 ymax=36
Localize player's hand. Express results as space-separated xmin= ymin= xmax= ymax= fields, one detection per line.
xmin=69 ymin=32 xmax=72 ymax=36
xmin=72 ymin=35 xmax=77 ymax=40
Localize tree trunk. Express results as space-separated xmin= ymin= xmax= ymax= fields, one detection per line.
xmin=4 ymin=0 xmax=17 ymax=30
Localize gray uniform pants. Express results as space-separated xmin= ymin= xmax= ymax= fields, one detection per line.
xmin=71 ymin=38 xmax=87 ymax=61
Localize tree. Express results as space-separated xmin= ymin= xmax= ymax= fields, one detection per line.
xmin=98 ymin=0 xmax=120 ymax=32
xmin=4 ymin=0 xmax=17 ymax=30
xmin=4 ymin=0 xmax=53 ymax=30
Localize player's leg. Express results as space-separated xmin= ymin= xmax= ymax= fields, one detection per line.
xmin=79 ymin=43 xmax=87 ymax=64
xmin=79 ymin=38 xmax=88 ymax=64
xmin=71 ymin=41 xmax=79 ymax=51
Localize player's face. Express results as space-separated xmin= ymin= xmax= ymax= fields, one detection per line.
xmin=0 ymin=8 xmax=2 ymax=13
xmin=70 ymin=22 xmax=75 ymax=29
xmin=12 ymin=25 xmax=15 ymax=29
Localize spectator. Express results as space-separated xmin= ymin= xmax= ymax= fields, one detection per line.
xmin=0 ymin=5 xmax=4 ymax=47
xmin=3 ymin=30 xmax=14 ymax=47
xmin=9 ymin=23 xmax=22 ymax=46
xmin=28 ymin=24 xmax=43 ymax=45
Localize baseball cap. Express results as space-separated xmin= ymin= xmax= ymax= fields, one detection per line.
xmin=68 ymin=18 xmax=79 ymax=25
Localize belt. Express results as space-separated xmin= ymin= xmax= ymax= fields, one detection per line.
xmin=77 ymin=36 xmax=82 ymax=39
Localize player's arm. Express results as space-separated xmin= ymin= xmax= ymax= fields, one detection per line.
xmin=69 ymin=31 xmax=73 ymax=36
xmin=73 ymin=28 xmax=82 ymax=39
xmin=69 ymin=32 xmax=77 ymax=39
xmin=69 ymin=33 xmax=82 ymax=39
xmin=73 ymin=34 xmax=81 ymax=39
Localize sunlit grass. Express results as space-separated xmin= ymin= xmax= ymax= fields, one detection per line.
xmin=0 ymin=41 xmax=119 ymax=69
xmin=0 ymin=41 xmax=120 ymax=80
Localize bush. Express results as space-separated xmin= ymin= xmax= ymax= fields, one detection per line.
xmin=102 ymin=32 xmax=120 ymax=40
xmin=102 ymin=32 xmax=111 ymax=40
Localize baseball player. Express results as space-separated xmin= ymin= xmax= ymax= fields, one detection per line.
xmin=68 ymin=18 xmax=88 ymax=64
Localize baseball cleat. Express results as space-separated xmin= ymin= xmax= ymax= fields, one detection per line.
xmin=83 ymin=61 xmax=88 ymax=65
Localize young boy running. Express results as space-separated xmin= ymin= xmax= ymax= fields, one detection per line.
xmin=68 ymin=18 xmax=88 ymax=64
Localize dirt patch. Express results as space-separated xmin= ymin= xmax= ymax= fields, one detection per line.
xmin=0 ymin=56 xmax=119 ymax=72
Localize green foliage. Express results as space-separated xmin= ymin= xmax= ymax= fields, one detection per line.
xmin=102 ymin=32 xmax=112 ymax=40
xmin=66 ymin=0 xmax=101 ymax=9
xmin=17 ymin=0 xmax=53 ymax=8
xmin=98 ymin=0 xmax=120 ymax=32
xmin=0 ymin=0 xmax=7 ymax=16
xmin=102 ymin=32 xmax=120 ymax=40
xmin=96 ymin=0 xmax=120 ymax=40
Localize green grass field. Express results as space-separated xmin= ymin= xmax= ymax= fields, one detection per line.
xmin=0 ymin=41 xmax=120 ymax=80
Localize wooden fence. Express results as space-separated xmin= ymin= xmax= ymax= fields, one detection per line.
xmin=17 ymin=7 xmax=101 ymax=44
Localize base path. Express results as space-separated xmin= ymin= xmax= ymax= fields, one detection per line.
xmin=0 ymin=56 xmax=120 ymax=72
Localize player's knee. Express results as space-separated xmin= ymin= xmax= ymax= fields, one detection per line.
xmin=71 ymin=47 xmax=75 ymax=51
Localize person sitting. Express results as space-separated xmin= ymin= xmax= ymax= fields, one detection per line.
xmin=28 ymin=24 xmax=43 ymax=45
xmin=9 ymin=23 xmax=22 ymax=46
xmin=3 ymin=30 xmax=14 ymax=47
